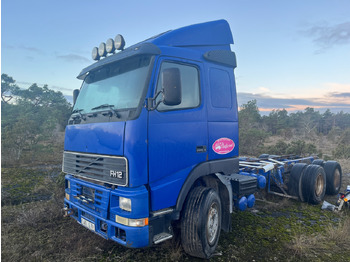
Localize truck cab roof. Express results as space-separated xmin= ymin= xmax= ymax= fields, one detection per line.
xmin=77 ymin=19 xmax=235 ymax=80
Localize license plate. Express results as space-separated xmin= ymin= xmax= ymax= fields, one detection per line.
xmin=81 ymin=217 xmax=95 ymax=231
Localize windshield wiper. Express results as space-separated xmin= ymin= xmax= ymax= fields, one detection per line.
xmin=71 ymin=108 xmax=86 ymax=120
xmin=91 ymin=104 xmax=121 ymax=118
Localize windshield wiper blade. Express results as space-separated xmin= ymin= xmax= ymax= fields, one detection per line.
xmin=91 ymin=104 xmax=112 ymax=110
xmin=72 ymin=108 xmax=84 ymax=113
xmin=91 ymin=104 xmax=120 ymax=118
xmin=71 ymin=108 xmax=86 ymax=120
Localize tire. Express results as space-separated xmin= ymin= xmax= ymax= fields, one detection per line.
xmin=289 ymin=163 xmax=307 ymax=202
xmin=323 ymin=161 xmax=342 ymax=195
xmin=301 ymin=164 xmax=326 ymax=204
xmin=312 ymin=159 xmax=325 ymax=166
xmin=181 ymin=186 xmax=221 ymax=259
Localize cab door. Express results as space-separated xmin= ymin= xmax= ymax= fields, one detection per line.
xmin=148 ymin=57 xmax=207 ymax=211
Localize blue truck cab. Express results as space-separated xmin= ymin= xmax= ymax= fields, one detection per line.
xmin=63 ymin=20 xmax=258 ymax=258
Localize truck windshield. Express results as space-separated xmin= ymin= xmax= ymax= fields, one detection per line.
xmin=73 ymin=55 xmax=152 ymax=119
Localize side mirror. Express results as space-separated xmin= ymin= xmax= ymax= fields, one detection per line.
xmin=162 ymin=68 xmax=181 ymax=106
xmin=73 ymin=89 xmax=80 ymax=105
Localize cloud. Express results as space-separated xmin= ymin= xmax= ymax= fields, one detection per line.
xmin=237 ymin=92 xmax=350 ymax=113
xmin=51 ymin=85 xmax=74 ymax=92
xmin=302 ymin=21 xmax=350 ymax=51
xmin=2 ymin=43 xmax=45 ymax=55
xmin=19 ymin=45 xmax=45 ymax=55
xmin=57 ymin=54 xmax=90 ymax=63
xmin=3 ymin=43 xmax=46 ymax=56
xmin=258 ymin=87 xmax=271 ymax=93
xmin=2 ymin=43 xmax=15 ymax=49
xmin=329 ymin=92 xmax=350 ymax=98
xmin=25 ymin=56 xmax=34 ymax=61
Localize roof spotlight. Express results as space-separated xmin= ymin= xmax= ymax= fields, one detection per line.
xmin=98 ymin=42 xmax=107 ymax=57
xmin=92 ymin=47 xmax=100 ymax=61
xmin=114 ymin=34 xmax=125 ymax=50
xmin=106 ymin=38 xmax=115 ymax=53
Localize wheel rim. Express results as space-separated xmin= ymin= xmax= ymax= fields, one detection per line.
xmin=315 ymin=173 xmax=325 ymax=197
xmin=207 ymin=202 xmax=219 ymax=245
xmin=333 ymin=169 xmax=341 ymax=190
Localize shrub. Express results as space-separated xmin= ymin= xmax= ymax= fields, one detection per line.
xmin=239 ymin=128 xmax=268 ymax=155
xmin=333 ymin=129 xmax=350 ymax=159
xmin=263 ymin=139 xmax=317 ymax=156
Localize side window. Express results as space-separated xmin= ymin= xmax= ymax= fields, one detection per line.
xmin=156 ymin=62 xmax=200 ymax=111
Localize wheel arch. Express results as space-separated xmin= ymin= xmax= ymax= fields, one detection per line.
xmin=173 ymin=157 xmax=238 ymax=231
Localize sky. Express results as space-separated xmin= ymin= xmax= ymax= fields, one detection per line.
xmin=2 ymin=0 xmax=350 ymax=113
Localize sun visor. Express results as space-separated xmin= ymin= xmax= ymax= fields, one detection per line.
xmin=77 ymin=43 xmax=161 ymax=80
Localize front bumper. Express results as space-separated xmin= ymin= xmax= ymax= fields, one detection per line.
xmin=64 ymin=175 xmax=150 ymax=248
xmin=64 ymin=199 xmax=149 ymax=248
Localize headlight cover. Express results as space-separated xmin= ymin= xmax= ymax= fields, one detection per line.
xmin=119 ymin=196 xmax=132 ymax=212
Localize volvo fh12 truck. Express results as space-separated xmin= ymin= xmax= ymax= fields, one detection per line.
xmin=63 ymin=20 xmax=342 ymax=258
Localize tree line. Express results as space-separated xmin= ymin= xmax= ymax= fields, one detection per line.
xmin=1 ymin=74 xmax=72 ymax=166
xmin=239 ymin=100 xmax=350 ymax=158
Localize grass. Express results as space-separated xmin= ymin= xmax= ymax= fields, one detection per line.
xmin=288 ymin=217 xmax=350 ymax=260
xmin=2 ymin=166 xmax=350 ymax=261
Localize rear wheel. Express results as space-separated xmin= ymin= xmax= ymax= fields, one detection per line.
xmin=301 ymin=164 xmax=326 ymax=204
xmin=289 ymin=163 xmax=307 ymax=202
xmin=323 ymin=161 xmax=342 ymax=195
xmin=181 ymin=186 xmax=221 ymax=259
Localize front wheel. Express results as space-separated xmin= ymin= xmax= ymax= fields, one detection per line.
xmin=181 ymin=186 xmax=222 ymax=259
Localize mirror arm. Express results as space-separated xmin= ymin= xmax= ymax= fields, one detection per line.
xmin=147 ymin=90 xmax=163 ymax=111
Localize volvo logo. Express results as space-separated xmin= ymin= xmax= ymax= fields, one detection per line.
xmin=110 ymin=170 xmax=123 ymax=179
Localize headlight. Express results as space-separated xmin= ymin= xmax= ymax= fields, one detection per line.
xmin=114 ymin=34 xmax=125 ymax=50
xmin=106 ymin=38 xmax=115 ymax=53
xmin=98 ymin=42 xmax=107 ymax=57
xmin=119 ymin=197 xmax=131 ymax=212
xmin=92 ymin=47 xmax=100 ymax=60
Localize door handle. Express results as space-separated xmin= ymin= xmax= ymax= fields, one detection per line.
xmin=196 ymin=145 xmax=207 ymax=153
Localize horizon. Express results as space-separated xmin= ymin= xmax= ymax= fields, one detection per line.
xmin=5 ymin=75 xmax=350 ymax=115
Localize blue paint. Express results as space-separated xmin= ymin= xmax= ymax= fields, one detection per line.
xmin=110 ymin=185 xmax=149 ymax=219
xmin=63 ymin=20 xmax=243 ymax=249
xmin=149 ymin=19 xmax=233 ymax=48
xmin=258 ymin=175 xmax=267 ymax=189
xmin=124 ymin=109 xmax=148 ymax=187
xmin=236 ymin=196 xmax=248 ymax=211
xmin=239 ymin=171 xmax=266 ymax=189
xmin=247 ymin=194 xmax=256 ymax=208
xmin=64 ymin=121 xmax=125 ymax=155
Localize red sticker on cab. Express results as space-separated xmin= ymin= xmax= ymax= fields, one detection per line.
xmin=212 ymin=138 xmax=235 ymax=155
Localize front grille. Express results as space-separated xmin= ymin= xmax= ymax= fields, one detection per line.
xmin=63 ymin=151 xmax=128 ymax=186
